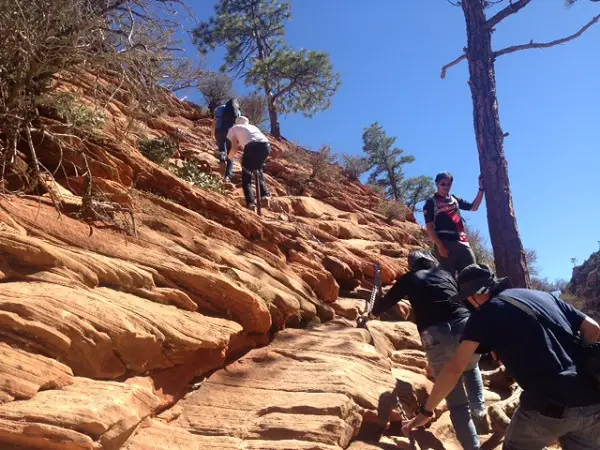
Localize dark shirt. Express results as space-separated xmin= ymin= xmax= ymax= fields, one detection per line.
xmin=462 ymin=287 xmax=600 ymax=407
xmin=373 ymin=267 xmax=470 ymax=332
xmin=423 ymin=194 xmax=473 ymax=242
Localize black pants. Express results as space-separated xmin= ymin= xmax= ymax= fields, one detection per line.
xmin=242 ymin=141 xmax=270 ymax=206
xmin=215 ymin=131 xmax=234 ymax=179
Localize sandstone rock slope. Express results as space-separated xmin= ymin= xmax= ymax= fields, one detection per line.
xmin=0 ymin=74 xmax=512 ymax=449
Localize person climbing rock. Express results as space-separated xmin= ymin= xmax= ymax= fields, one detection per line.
xmin=402 ymin=264 xmax=600 ymax=450
xmin=361 ymin=250 xmax=489 ymax=450
xmin=226 ymin=116 xmax=272 ymax=212
xmin=211 ymin=98 xmax=241 ymax=182
xmin=423 ymin=172 xmax=484 ymax=277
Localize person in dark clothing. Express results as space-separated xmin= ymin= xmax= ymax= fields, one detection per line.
xmin=423 ymin=172 xmax=484 ymax=277
xmin=226 ymin=116 xmax=271 ymax=211
xmin=212 ymin=99 xmax=241 ymax=182
xmin=402 ymin=264 xmax=600 ymax=450
xmin=366 ymin=250 xmax=489 ymax=450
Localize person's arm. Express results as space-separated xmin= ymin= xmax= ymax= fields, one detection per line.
xmin=469 ymin=175 xmax=485 ymax=211
xmin=554 ymin=295 xmax=597 ymax=343
xmin=371 ymin=275 xmax=409 ymax=317
xmin=426 ymin=223 xmax=448 ymax=258
xmin=423 ymin=199 xmax=448 ymax=258
xmin=227 ymin=129 xmax=238 ymax=160
xmin=402 ymin=340 xmax=480 ymax=433
xmin=580 ymin=316 xmax=600 ymax=345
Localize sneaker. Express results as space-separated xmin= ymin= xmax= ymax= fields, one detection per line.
xmin=471 ymin=412 xmax=491 ymax=435
xmin=247 ymin=203 xmax=257 ymax=212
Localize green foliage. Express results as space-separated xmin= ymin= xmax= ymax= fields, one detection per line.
xmin=193 ymin=0 xmax=340 ymax=135
xmin=249 ymin=47 xmax=341 ymax=117
xmin=362 ymin=122 xmax=415 ymax=202
xmin=170 ymin=160 xmax=224 ymax=193
xmin=378 ymin=200 xmax=407 ymax=224
xmin=194 ymin=0 xmax=290 ymax=72
xmin=38 ymin=93 xmax=105 ymax=131
xmin=340 ymin=154 xmax=370 ymax=181
xmin=139 ymin=136 xmax=178 ymax=166
xmin=402 ymin=175 xmax=435 ymax=212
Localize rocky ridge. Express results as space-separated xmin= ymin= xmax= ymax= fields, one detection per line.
xmin=567 ymin=250 xmax=600 ymax=317
xmin=0 ymin=72 xmax=515 ymax=449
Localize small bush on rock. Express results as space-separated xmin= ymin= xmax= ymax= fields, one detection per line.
xmin=308 ymin=144 xmax=340 ymax=182
xmin=139 ymin=136 xmax=178 ymax=166
xmin=170 ymin=160 xmax=224 ymax=193
xmin=378 ymin=200 xmax=407 ymax=224
xmin=340 ymin=154 xmax=370 ymax=181
xmin=38 ymin=93 xmax=105 ymax=132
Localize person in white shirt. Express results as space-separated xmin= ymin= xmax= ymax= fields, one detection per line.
xmin=226 ymin=116 xmax=272 ymax=210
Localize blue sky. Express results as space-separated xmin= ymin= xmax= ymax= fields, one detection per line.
xmin=181 ymin=1 xmax=600 ymax=282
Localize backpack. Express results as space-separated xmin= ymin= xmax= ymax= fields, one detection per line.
xmin=220 ymin=98 xmax=241 ymax=130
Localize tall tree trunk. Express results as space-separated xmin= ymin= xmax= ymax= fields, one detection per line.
xmin=387 ymin=168 xmax=400 ymax=201
xmin=267 ymin=93 xmax=281 ymax=138
xmin=252 ymin=7 xmax=281 ymax=138
xmin=461 ymin=0 xmax=530 ymax=288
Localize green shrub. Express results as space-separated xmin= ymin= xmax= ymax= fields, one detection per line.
xmin=170 ymin=160 xmax=223 ymax=193
xmin=139 ymin=136 xmax=178 ymax=166
xmin=38 ymin=92 xmax=105 ymax=131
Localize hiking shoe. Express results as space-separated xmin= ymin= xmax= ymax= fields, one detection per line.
xmin=471 ymin=412 xmax=491 ymax=435
xmin=247 ymin=203 xmax=257 ymax=213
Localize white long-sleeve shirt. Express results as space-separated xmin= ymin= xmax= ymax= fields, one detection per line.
xmin=226 ymin=124 xmax=268 ymax=155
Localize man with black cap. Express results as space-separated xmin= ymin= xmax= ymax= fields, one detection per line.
xmin=423 ymin=172 xmax=484 ymax=277
xmin=363 ymin=250 xmax=488 ymax=450
xmin=402 ymin=264 xmax=600 ymax=449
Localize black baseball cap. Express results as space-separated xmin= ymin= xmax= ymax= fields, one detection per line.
xmin=451 ymin=264 xmax=499 ymax=303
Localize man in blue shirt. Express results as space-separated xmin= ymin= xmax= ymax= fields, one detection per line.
xmin=402 ymin=264 xmax=600 ymax=449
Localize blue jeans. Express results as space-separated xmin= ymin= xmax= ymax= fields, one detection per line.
xmin=421 ymin=317 xmax=486 ymax=450
xmin=504 ymin=404 xmax=600 ymax=450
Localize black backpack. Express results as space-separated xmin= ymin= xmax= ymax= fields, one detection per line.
xmin=221 ymin=98 xmax=241 ymax=130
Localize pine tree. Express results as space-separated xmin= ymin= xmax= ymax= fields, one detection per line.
xmin=403 ymin=175 xmax=434 ymax=212
xmin=362 ymin=123 xmax=415 ymax=202
xmin=194 ymin=0 xmax=340 ymax=137
xmin=441 ymin=0 xmax=599 ymax=287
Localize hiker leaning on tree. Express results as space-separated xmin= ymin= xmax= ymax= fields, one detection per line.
xmin=402 ymin=264 xmax=600 ymax=450
xmin=226 ymin=116 xmax=272 ymax=212
xmin=423 ymin=172 xmax=484 ymax=278
xmin=361 ymin=250 xmax=489 ymax=450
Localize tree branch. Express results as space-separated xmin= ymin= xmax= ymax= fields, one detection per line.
xmin=493 ymin=14 xmax=600 ymax=58
xmin=486 ymin=0 xmax=532 ymax=29
xmin=440 ymin=53 xmax=467 ymax=79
